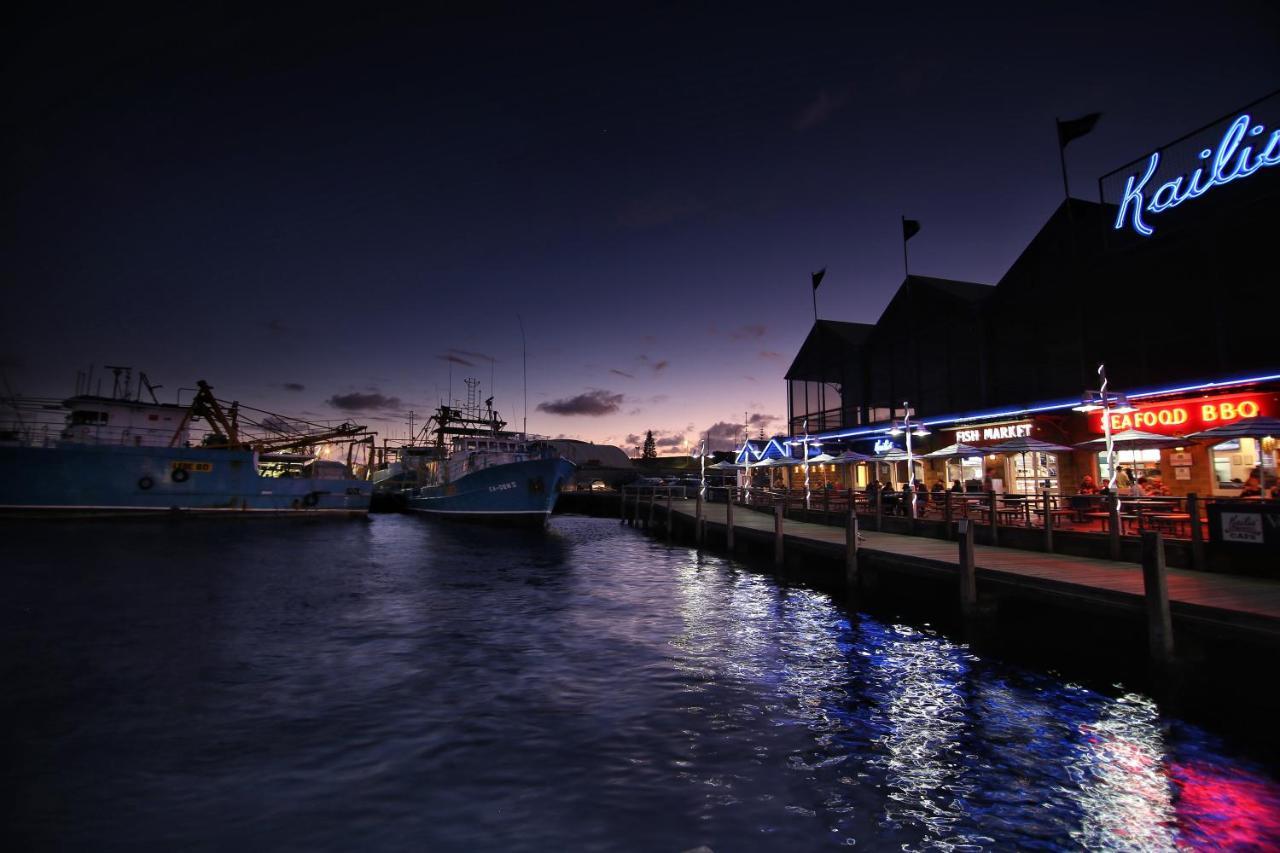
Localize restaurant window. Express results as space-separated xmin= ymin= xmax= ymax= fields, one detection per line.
xmin=1097 ymin=449 xmax=1161 ymax=483
xmin=959 ymin=455 xmax=984 ymax=488
xmin=1012 ymin=452 xmax=1058 ymax=495
xmin=1209 ymin=438 xmax=1276 ymax=495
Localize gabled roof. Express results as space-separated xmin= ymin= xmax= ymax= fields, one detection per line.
xmin=785 ymin=320 xmax=875 ymax=381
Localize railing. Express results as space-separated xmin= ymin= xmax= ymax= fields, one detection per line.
xmin=623 ymin=480 xmax=1276 ymax=571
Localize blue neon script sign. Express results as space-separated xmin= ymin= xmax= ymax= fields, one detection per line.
xmin=1115 ymin=113 xmax=1280 ymax=237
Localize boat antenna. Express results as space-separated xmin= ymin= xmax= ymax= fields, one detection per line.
xmin=517 ymin=313 xmax=527 ymax=439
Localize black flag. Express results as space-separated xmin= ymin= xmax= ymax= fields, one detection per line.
xmin=902 ymin=219 xmax=921 ymax=242
xmin=1057 ymin=112 xmax=1101 ymax=148
xmin=811 ymin=268 xmax=825 ymax=291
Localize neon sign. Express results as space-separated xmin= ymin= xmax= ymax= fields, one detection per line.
xmin=954 ymin=422 xmax=1033 ymax=444
xmin=1115 ymin=113 xmax=1280 ymax=237
xmin=873 ymin=439 xmax=897 ymax=454
xmin=1092 ymin=393 xmax=1272 ymax=435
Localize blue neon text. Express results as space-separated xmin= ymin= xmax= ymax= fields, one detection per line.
xmin=1114 ymin=113 xmax=1280 ymax=236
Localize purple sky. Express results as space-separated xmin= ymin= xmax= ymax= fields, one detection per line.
xmin=5 ymin=4 xmax=1278 ymax=453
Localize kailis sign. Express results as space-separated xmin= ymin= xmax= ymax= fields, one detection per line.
xmin=1093 ymin=392 xmax=1273 ymax=435
xmin=1115 ymin=112 xmax=1280 ymax=237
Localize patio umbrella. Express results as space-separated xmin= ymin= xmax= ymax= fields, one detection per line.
xmin=805 ymin=453 xmax=838 ymax=464
xmin=1075 ymin=429 xmax=1187 ymax=490
xmin=832 ymin=450 xmax=875 ymax=463
xmin=1185 ymin=416 xmax=1280 ymax=491
xmin=985 ymin=436 xmax=1076 ymax=493
xmin=708 ymin=460 xmax=741 ymax=469
xmin=923 ymin=442 xmax=988 ymax=488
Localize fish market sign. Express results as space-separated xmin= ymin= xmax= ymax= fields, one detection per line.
xmin=1115 ymin=113 xmax=1280 ymax=237
xmin=953 ymin=422 xmax=1032 ymax=444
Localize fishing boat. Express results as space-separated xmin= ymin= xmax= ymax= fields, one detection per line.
xmin=0 ymin=370 xmax=374 ymax=517
xmin=403 ymin=380 xmax=574 ymax=524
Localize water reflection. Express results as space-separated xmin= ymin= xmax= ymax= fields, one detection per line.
xmin=5 ymin=516 xmax=1280 ymax=851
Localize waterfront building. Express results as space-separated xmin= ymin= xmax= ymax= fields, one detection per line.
xmin=769 ymin=93 xmax=1279 ymax=499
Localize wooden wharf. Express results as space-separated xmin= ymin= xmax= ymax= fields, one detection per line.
xmin=637 ymin=496 xmax=1280 ymax=651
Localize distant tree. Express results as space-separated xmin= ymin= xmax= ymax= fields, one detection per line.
xmin=642 ymin=430 xmax=657 ymax=459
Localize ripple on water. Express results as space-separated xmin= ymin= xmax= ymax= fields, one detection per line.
xmin=3 ymin=514 xmax=1280 ymax=851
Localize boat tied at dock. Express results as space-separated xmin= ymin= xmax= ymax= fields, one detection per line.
xmin=402 ymin=381 xmax=574 ymax=524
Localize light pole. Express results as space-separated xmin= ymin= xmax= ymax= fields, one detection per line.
xmin=889 ymin=401 xmax=929 ymax=518
xmin=802 ymin=419 xmax=810 ymax=510
xmin=1072 ymin=363 xmax=1136 ymax=505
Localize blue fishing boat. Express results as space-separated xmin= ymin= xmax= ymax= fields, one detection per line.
xmin=0 ymin=374 xmax=373 ymax=517
xmin=404 ymin=385 xmax=574 ymax=525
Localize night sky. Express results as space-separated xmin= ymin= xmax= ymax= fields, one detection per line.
xmin=6 ymin=3 xmax=1278 ymax=452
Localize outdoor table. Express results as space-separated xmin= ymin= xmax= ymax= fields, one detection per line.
xmin=1148 ymin=513 xmax=1192 ymax=537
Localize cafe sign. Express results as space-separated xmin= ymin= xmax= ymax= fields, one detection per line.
xmin=1093 ymin=392 xmax=1273 ymax=435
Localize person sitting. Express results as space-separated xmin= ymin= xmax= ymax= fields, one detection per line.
xmin=931 ymin=480 xmax=946 ymax=496
xmin=950 ymin=479 xmax=964 ymax=493
xmin=1240 ymin=476 xmax=1263 ymax=498
xmin=1078 ymin=474 xmax=1099 ymax=495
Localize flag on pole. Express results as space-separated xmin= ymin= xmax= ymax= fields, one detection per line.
xmin=811 ymin=268 xmax=825 ymax=291
xmin=902 ymin=219 xmax=921 ymax=241
xmin=1057 ymin=112 xmax=1101 ymax=148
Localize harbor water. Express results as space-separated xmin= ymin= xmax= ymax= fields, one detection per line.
xmin=5 ymin=515 xmax=1280 ymax=850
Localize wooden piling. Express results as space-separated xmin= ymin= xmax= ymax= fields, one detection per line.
xmin=1141 ymin=531 xmax=1175 ymax=664
xmin=958 ymin=519 xmax=977 ymax=617
xmin=666 ymin=487 xmax=673 ymax=542
xmin=695 ymin=489 xmax=704 ymax=547
xmin=944 ymin=490 xmax=953 ymax=538
xmin=987 ymin=490 xmax=999 ymax=546
xmin=725 ymin=488 xmax=735 ymax=553
xmin=845 ymin=509 xmax=859 ymax=590
xmin=773 ymin=501 xmax=784 ymax=569
xmin=1187 ymin=493 xmax=1205 ymax=572
xmin=620 ymin=488 xmax=627 ymax=525
xmin=1042 ymin=489 xmax=1053 ymax=553
xmin=633 ymin=487 xmax=642 ymax=527
xmin=647 ymin=488 xmax=655 ymax=529
xmin=874 ymin=487 xmax=882 ymax=532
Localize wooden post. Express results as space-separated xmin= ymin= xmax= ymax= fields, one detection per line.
xmin=666 ymin=487 xmax=673 ymax=542
xmin=823 ymin=486 xmax=831 ymax=526
xmin=987 ymin=490 xmax=999 ymax=546
xmin=621 ymin=487 xmax=627 ymax=525
xmin=1108 ymin=495 xmax=1121 ymax=561
xmin=774 ymin=501 xmax=784 ymax=569
xmin=647 ymin=487 xmax=655 ymax=529
xmin=1187 ymin=493 xmax=1205 ymax=572
xmin=695 ymin=488 xmax=704 ymax=547
xmin=957 ymin=518 xmax=977 ymax=617
xmin=944 ymin=489 xmax=953 ymax=538
xmin=633 ymin=486 xmax=642 ymax=527
xmin=845 ymin=509 xmax=859 ymax=590
xmin=874 ymin=487 xmax=883 ymax=531
xmin=725 ymin=487 xmax=735 ymax=553
xmin=1141 ymin=531 xmax=1175 ymax=663
xmin=1042 ymin=489 xmax=1053 ymax=553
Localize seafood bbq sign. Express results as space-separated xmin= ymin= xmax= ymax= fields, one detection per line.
xmin=1110 ymin=104 xmax=1280 ymax=237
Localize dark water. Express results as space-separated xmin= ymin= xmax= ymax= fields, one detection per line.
xmin=4 ymin=515 xmax=1280 ymax=851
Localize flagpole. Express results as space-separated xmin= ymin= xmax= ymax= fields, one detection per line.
xmin=1056 ymin=117 xmax=1072 ymax=199
xmin=901 ymin=215 xmax=909 ymax=278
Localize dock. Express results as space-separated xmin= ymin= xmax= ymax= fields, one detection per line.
xmin=644 ymin=497 xmax=1280 ymax=649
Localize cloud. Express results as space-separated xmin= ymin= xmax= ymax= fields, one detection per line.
xmin=637 ymin=355 xmax=670 ymax=373
xmin=705 ymin=420 xmax=744 ymax=447
xmin=652 ymin=360 xmax=668 ymax=372
xmin=449 ymin=348 xmax=494 ymax=363
xmin=609 ymin=368 xmax=635 ymax=379
xmin=759 ymin=350 xmax=782 ymax=360
xmin=793 ymin=89 xmax=848 ymax=132
xmin=617 ymin=189 xmax=705 ymax=229
xmin=748 ymin=412 xmax=780 ymax=428
xmin=625 ymin=433 xmax=643 ymax=445
xmin=536 ymin=389 xmax=624 ymax=417
xmin=282 ymin=382 xmax=305 ymax=392
xmin=655 ymin=435 xmax=685 ymax=449
xmin=729 ymin=324 xmax=767 ymax=340
xmin=438 ymin=354 xmax=474 ymax=367
xmin=327 ymin=392 xmax=403 ymax=412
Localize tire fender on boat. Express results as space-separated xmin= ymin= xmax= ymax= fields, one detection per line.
xmin=171 ymin=468 xmax=190 ymax=483
xmin=138 ymin=476 xmax=155 ymax=490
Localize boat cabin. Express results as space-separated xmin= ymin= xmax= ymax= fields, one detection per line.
xmin=60 ymin=395 xmax=191 ymax=447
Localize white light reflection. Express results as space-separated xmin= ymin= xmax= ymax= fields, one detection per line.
xmin=1067 ymin=692 xmax=1177 ymax=850
xmin=862 ymin=623 xmax=981 ymax=847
